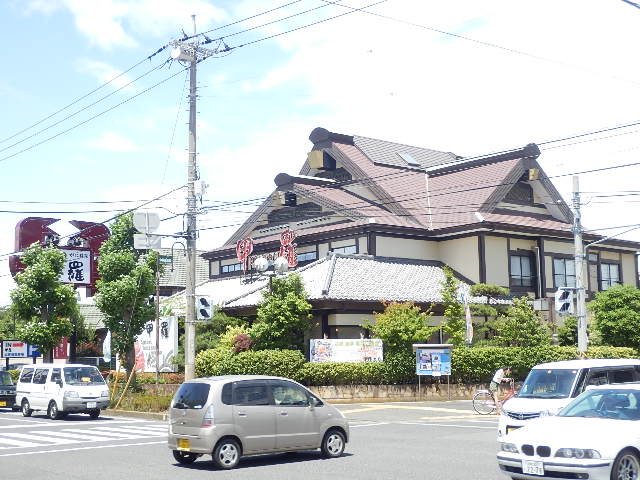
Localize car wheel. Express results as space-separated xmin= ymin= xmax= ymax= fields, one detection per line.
xmin=213 ymin=439 xmax=241 ymax=469
xmin=321 ymin=429 xmax=346 ymax=458
xmin=611 ymin=448 xmax=640 ymax=480
xmin=172 ymin=450 xmax=198 ymax=465
xmin=21 ymin=399 xmax=32 ymax=417
xmin=47 ymin=401 xmax=62 ymax=420
xmin=89 ymin=409 xmax=100 ymax=419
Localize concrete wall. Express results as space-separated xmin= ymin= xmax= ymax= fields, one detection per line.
xmin=375 ymin=236 xmax=439 ymax=260
xmin=439 ymin=236 xmax=479 ymax=283
xmin=485 ymin=236 xmax=509 ymax=286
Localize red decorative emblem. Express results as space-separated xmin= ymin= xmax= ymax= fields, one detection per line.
xmin=235 ymin=237 xmax=254 ymax=272
xmin=279 ymin=229 xmax=297 ymax=267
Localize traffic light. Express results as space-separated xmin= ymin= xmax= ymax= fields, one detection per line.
xmin=554 ymin=288 xmax=574 ymax=315
xmin=196 ymin=296 xmax=212 ymax=320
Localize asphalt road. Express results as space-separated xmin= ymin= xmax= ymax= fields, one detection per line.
xmin=0 ymin=401 xmax=504 ymax=480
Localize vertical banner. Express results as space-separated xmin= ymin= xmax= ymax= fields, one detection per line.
xmin=53 ymin=337 xmax=68 ymax=360
xmin=134 ymin=316 xmax=178 ymax=372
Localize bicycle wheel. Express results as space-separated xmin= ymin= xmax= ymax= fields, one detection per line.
xmin=473 ymin=391 xmax=496 ymax=415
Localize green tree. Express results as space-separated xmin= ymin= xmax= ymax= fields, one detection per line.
xmin=250 ymin=274 xmax=312 ymax=351
xmin=441 ymin=266 xmax=465 ymax=346
xmin=10 ymin=243 xmax=77 ymax=361
xmin=494 ymin=296 xmax=551 ymax=347
xmin=589 ymin=284 xmax=640 ymax=349
xmin=95 ymin=214 xmax=157 ymax=379
xmin=367 ymin=302 xmax=436 ymax=355
xmin=469 ymin=283 xmax=510 ymax=344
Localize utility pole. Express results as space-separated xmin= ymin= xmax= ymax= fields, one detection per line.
xmin=170 ymin=16 xmax=217 ymax=381
xmin=572 ymin=176 xmax=588 ymax=356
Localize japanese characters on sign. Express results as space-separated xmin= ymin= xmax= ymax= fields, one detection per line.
xmin=415 ymin=348 xmax=452 ymax=376
xmin=1 ymin=341 xmax=28 ymax=358
xmin=279 ymin=229 xmax=298 ymax=267
xmin=235 ymin=237 xmax=254 ymax=272
xmin=132 ymin=316 xmax=179 ymax=373
xmin=58 ymin=248 xmax=91 ymax=285
xmin=310 ymin=339 xmax=383 ymax=363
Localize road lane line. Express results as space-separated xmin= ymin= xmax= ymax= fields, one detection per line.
xmin=0 ymin=436 xmax=41 ymax=448
xmin=399 ymin=421 xmax=496 ymax=429
xmin=29 ymin=430 xmax=122 ymax=442
xmin=60 ymin=429 xmax=143 ymax=438
xmin=0 ymin=432 xmax=77 ymax=444
xmin=350 ymin=423 xmax=389 ymax=428
xmin=0 ymin=440 xmax=166 ymax=457
xmin=91 ymin=427 xmax=166 ymax=436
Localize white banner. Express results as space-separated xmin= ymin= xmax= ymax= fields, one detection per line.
xmin=133 ymin=316 xmax=178 ymax=372
xmin=310 ymin=339 xmax=383 ymax=363
xmin=59 ymin=248 xmax=91 ymax=284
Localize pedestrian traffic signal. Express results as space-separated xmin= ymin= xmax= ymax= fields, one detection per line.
xmin=554 ymin=288 xmax=574 ymax=314
xmin=195 ymin=296 xmax=212 ymax=320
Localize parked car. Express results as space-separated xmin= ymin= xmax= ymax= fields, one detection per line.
xmin=497 ymin=383 xmax=640 ymax=480
xmin=498 ymin=358 xmax=640 ymax=437
xmin=0 ymin=371 xmax=17 ymax=410
xmin=167 ymin=375 xmax=349 ymax=469
xmin=16 ymin=363 xmax=110 ymax=419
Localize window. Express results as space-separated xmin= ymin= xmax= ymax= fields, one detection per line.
xmin=50 ymin=368 xmax=61 ymax=383
xmin=553 ymin=258 xmax=576 ymax=288
xmin=297 ymin=251 xmax=317 ymax=262
xmin=332 ymin=245 xmax=357 ymax=254
xmin=611 ymin=369 xmax=635 ymax=384
xmin=171 ymin=382 xmax=211 ymax=410
xmin=19 ymin=368 xmax=34 ymax=383
xmin=510 ymin=255 xmax=534 ymax=287
xmin=32 ymin=369 xmax=49 ymax=385
xmin=221 ymin=263 xmax=242 ymax=274
xmin=272 ymin=381 xmax=310 ymax=406
xmin=600 ymin=263 xmax=620 ymax=291
xmin=0 ymin=372 xmax=13 ymax=386
xmin=63 ymin=367 xmax=105 ymax=385
xmin=232 ymin=381 xmax=269 ymax=406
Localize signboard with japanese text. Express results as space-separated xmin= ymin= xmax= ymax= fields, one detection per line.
xmin=53 ymin=337 xmax=68 ymax=360
xmin=310 ymin=339 xmax=383 ymax=363
xmin=1 ymin=340 xmax=28 ymax=358
xmin=133 ymin=316 xmax=178 ymax=372
xmin=27 ymin=344 xmax=41 ymax=358
xmin=415 ymin=347 xmax=452 ymax=376
xmin=58 ymin=248 xmax=91 ymax=285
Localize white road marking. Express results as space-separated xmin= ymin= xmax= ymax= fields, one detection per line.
xmin=0 ymin=440 xmax=166 ymax=457
xmin=350 ymin=423 xmax=390 ymax=428
xmin=0 ymin=436 xmax=41 ymax=448
xmin=28 ymin=430 xmax=123 ymax=442
xmin=0 ymin=419 xmax=150 ymax=429
xmin=92 ymin=426 xmax=166 ymax=436
xmin=0 ymin=432 xmax=77 ymax=444
xmin=60 ymin=429 xmax=144 ymax=438
xmin=399 ymin=421 xmax=496 ymax=429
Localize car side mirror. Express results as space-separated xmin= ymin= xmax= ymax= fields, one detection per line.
xmin=56 ymin=379 xmax=63 ymax=387
xmin=308 ymin=397 xmax=317 ymax=409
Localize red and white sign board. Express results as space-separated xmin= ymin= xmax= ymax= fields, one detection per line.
xmin=1 ymin=341 xmax=28 ymax=358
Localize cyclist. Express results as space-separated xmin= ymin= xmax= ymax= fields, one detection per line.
xmin=490 ymin=366 xmax=512 ymax=414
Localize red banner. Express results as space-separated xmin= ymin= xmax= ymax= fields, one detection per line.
xmin=53 ymin=337 xmax=68 ymax=359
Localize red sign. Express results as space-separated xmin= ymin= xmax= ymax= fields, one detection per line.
xmin=279 ymin=229 xmax=298 ymax=267
xmin=235 ymin=237 xmax=254 ymax=272
xmin=53 ymin=337 xmax=68 ymax=360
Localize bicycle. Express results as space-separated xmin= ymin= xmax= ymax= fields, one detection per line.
xmin=473 ymin=379 xmax=516 ymax=415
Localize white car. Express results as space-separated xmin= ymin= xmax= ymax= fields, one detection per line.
xmin=497 ymin=384 xmax=640 ymax=480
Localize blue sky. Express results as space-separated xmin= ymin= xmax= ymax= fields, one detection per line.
xmin=2 ymin=0 xmax=640 ymax=304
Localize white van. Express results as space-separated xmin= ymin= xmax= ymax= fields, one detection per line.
xmin=17 ymin=363 xmax=110 ymax=419
xmin=498 ymin=358 xmax=640 ymax=437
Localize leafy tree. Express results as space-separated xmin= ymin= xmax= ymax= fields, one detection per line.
xmin=493 ymin=296 xmax=551 ymax=347
xmin=10 ymin=243 xmax=77 ymax=361
xmin=95 ymin=214 xmax=157 ymax=379
xmin=367 ymin=302 xmax=436 ymax=355
xmin=250 ymin=274 xmax=312 ymax=351
xmin=440 ymin=266 xmax=465 ymax=346
xmin=589 ymin=284 xmax=640 ymax=349
xmin=0 ymin=307 xmax=22 ymax=339
xmin=469 ymin=283 xmax=510 ymax=343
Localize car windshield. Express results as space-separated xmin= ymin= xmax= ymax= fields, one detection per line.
xmin=0 ymin=372 xmax=13 ymax=386
xmin=517 ymin=369 xmax=577 ymax=399
xmin=63 ymin=367 xmax=105 ymax=385
xmin=559 ymin=389 xmax=640 ymax=420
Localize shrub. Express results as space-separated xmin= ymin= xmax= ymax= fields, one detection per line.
xmin=195 ymin=349 xmax=306 ymax=382
xmin=111 ymin=392 xmax=173 ymax=412
xmin=108 ymin=371 xmax=184 ymax=384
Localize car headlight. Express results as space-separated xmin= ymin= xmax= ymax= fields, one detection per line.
xmin=500 ymin=442 xmax=519 ymax=453
xmin=555 ymin=448 xmax=601 ymax=459
xmin=101 ymin=390 xmax=110 ymax=397
xmin=64 ymin=391 xmax=79 ymax=398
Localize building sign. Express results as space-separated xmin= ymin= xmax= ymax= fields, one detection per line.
xmin=53 ymin=337 xmax=68 ymax=360
xmin=310 ymin=339 xmax=383 ymax=363
xmin=415 ymin=347 xmax=452 ymax=376
xmin=27 ymin=344 xmax=41 ymax=358
xmin=133 ymin=316 xmax=178 ymax=373
xmin=1 ymin=341 xmax=28 ymax=358
xmin=59 ymin=248 xmax=91 ymax=285
xmin=279 ymin=229 xmax=298 ymax=267
xmin=235 ymin=237 xmax=254 ymax=272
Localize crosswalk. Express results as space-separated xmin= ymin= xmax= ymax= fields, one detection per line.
xmin=0 ymin=423 xmax=167 ymax=449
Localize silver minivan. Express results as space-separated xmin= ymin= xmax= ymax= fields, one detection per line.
xmin=167 ymin=375 xmax=349 ymax=469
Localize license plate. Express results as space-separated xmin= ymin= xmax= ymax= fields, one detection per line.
xmin=506 ymin=426 xmax=522 ymax=434
xmin=522 ymin=460 xmax=544 ymax=476
xmin=0 ymin=401 xmax=6 ymax=407
xmin=86 ymin=402 xmax=97 ymax=409
xmin=177 ymin=439 xmax=191 ymax=451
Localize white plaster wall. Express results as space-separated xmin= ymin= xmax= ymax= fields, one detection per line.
xmin=439 ymin=236 xmax=479 ymax=282
xmin=485 ymin=236 xmax=509 ymax=286
xmin=510 ymin=238 xmax=537 ymax=250
xmin=328 ymin=313 xmax=375 ymax=326
xmin=544 ymin=240 xmax=574 ymax=255
xmin=621 ymin=253 xmax=637 ymax=286
xmin=358 ymin=236 xmax=368 ymax=254
xmin=318 ymin=242 xmax=329 ymax=258
xmin=375 ymin=236 xmax=439 ymax=260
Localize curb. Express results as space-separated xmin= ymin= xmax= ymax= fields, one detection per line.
xmin=106 ymin=409 xmax=168 ymax=421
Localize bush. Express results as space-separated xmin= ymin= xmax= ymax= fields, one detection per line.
xmin=108 ymin=371 xmax=184 ymax=384
xmin=195 ymin=349 xmax=306 ymax=382
xmin=111 ymin=392 xmax=173 ymax=412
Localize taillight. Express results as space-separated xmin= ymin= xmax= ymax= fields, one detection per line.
xmin=201 ymin=405 xmax=215 ymax=427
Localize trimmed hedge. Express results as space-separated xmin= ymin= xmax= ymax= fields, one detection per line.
xmin=194 ymin=346 xmax=638 ymax=386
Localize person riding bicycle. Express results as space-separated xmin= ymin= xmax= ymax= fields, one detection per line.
xmin=490 ymin=366 xmax=512 ymax=414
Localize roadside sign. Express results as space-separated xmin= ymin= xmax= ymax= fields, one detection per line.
xmin=133 ymin=233 xmax=161 ymax=250
xmin=159 ymin=255 xmax=172 ymax=265
xmin=28 ymin=345 xmax=41 ymax=358
xmin=133 ymin=211 xmax=160 ymax=233
xmin=1 ymin=341 xmax=28 ymax=358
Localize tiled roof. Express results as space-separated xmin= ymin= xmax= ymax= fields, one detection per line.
xmin=158 ymin=248 xmax=209 ymax=287
xmin=79 ymin=302 xmax=106 ymax=328
xmin=222 ymin=253 xmax=505 ymax=310
xmin=353 ymin=135 xmax=458 ymax=169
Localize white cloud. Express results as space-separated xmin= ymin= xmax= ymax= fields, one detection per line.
xmin=77 ymin=60 xmax=139 ymax=92
xmin=87 ymin=131 xmax=142 ymax=152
